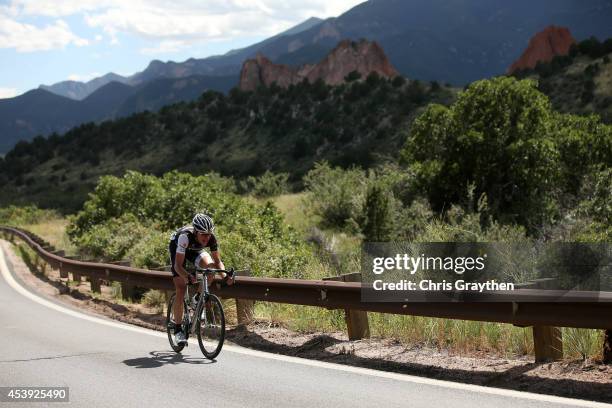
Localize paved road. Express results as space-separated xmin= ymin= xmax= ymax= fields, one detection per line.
xmin=0 ymin=244 xmax=606 ymax=408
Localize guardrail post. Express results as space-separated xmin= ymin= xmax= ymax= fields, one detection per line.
xmin=236 ymin=269 xmax=254 ymax=325
xmin=112 ymin=260 xmax=138 ymax=301
xmin=89 ymin=277 xmax=102 ymax=293
xmin=324 ymin=272 xmax=370 ymax=340
xmin=121 ymin=282 xmax=138 ymax=301
xmin=65 ymin=257 xmax=82 ymax=283
xmin=604 ymin=329 xmax=612 ymax=364
xmin=72 ymin=273 xmax=82 ymax=283
xmin=533 ymin=326 xmax=563 ymax=362
xmin=53 ymin=251 xmax=68 ymax=278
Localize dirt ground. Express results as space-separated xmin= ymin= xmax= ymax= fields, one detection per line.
xmin=2 ymin=240 xmax=611 ymax=403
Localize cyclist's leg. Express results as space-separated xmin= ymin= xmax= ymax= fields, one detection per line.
xmin=195 ymin=251 xmax=216 ymax=286
xmin=173 ymin=277 xmax=187 ymax=330
xmin=170 ymin=242 xmax=188 ymax=332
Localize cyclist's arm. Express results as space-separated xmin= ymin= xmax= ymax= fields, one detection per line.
xmin=211 ymin=250 xmax=225 ymax=270
xmin=174 ymin=234 xmax=191 ymax=283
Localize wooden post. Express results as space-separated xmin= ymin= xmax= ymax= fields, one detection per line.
xmin=121 ymin=282 xmax=137 ymax=301
xmin=324 ymin=272 xmax=370 ymax=341
xmin=341 ymin=273 xmax=370 ymax=340
xmin=236 ymin=299 xmax=254 ymax=325
xmin=533 ymin=326 xmax=563 ymax=362
xmin=72 ymin=273 xmax=82 ymax=283
xmin=604 ymin=329 xmax=612 ymax=364
xmin=235 ymin=269 xmax=254 ymax=325
xmin=54 ymin=251 xmax=68 ymax=278
xmin=90 ymin=277 xmax=101 ymax=293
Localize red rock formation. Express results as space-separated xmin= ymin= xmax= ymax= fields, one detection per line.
xmin=508 ymin=26 xmax=576 ymax=74
xmin=239 ymin=39 xmax=399 ymax=91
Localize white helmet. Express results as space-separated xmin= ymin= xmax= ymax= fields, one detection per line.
xmin=192 ymin=213 xmax=215 ymax=233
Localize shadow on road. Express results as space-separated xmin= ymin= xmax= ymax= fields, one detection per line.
xmin=123 ymin=351 xmax=215 ymax=368
xmin=226 ymin=326 xmax=612 ymax=404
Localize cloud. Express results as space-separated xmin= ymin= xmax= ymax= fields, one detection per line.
xmin=0 ymin=15 xmax=89 ymax=52
xmin=9 ymin=1 xmax=364 ymax=44
xmin=0 ymin=87 xmax=20 ymax=99
xmin=8 ymin=0 xmax=115 ymax=18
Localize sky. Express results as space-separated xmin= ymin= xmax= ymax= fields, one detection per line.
xmin=0 ymin=0 xmax=365 ymax=99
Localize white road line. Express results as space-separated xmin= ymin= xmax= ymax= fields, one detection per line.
xmin=1 ymin=242 xmax=610 ymax=408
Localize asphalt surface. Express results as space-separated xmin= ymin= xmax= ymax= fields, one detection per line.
xmin=0 ymin=243 xmax=606 ymax=408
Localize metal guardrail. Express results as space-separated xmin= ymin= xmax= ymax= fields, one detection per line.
xmin=1 ymin=225 xmax=611 ymax=362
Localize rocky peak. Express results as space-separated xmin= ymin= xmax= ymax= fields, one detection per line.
xmin=239 ymin=39 xmax=399 ymax=91
xmin=508 ymin=26 xmax=576 ymax=74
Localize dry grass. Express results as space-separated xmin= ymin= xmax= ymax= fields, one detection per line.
xmin=22 ymin=218 xmax=77 ymax=256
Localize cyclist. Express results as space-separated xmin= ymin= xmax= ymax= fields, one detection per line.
xmin=168 ymin=213 xmax=230 ymax=345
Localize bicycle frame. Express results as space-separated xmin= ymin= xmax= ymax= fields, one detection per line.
xmin=184 ymin=268 xmax=229 ymax=336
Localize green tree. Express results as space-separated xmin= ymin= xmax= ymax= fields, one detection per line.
xmin=401 ymin=77 xmax=561 ymax=232
xmin=360 ymin=185 xmax=393 ymax=241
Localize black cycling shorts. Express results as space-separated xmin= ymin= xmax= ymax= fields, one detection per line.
xmin=168 ymin=241 xmax=205 ymax=278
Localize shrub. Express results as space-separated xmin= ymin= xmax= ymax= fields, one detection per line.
xmin=303 ymin=162 xmax=368 ymax=230
xmin=77 ymin=214 xmax=148 ymax=260
xmin=142 ymin=290 xmax=166 ymax=313
xmin=240 ymin=170 xmax=290 ymax=197
xmin=68 ymin=171 xmax=312 ymax=278
xmin=554 ymin=114 xmax=612 ymax=196
xmin=126 ymin=230 xmax=173 ymax=268
xmin=359 ymin=185 xmax=393 ymax=241
xmin=0 ymin=205 xmax=59 ymax=226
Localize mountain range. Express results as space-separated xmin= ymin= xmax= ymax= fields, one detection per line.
xmin=0 ymin=74 xmax=238 ymax=153
xmin=2 ymin=0 xmax=612 ymax=153
xmin=36 ymin=17 xmax=325 ymax=101
xmin=2 ymin=31 xmax=611 ymax=211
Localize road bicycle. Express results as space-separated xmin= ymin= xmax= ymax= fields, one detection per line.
xmin=166 ymin=267 xmax=235 ymax=359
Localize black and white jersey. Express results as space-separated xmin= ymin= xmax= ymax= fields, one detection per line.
xmin=169 ymin=225 xmax=219 ymax=254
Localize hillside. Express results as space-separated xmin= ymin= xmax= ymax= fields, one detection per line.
xmin=0 ymin=75 xmax=237 ymax=153
xmin=6 ymin=1 xmax=612 ymax=152
xmin=0 ymin=90 xmax=86 ymax=153
xmin=0 ymin=75 xmax=455 ymax=211
xmin=513 ymin=37 xmax=612 ymax=122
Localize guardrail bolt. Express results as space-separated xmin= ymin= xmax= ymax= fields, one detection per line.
xmin=533 ymin=326 xmax=563 ymax=362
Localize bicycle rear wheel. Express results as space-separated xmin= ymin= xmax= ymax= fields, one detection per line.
xmin=197 ymin=294 xmax=225 ymax=359
xmin=166 ymin=293 xmax=188 ymax=353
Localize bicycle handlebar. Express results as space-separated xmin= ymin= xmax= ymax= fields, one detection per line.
xmin=195 ymin=266 xmax=234 ymax=275
xmin=187 ymin=267 xmax=237 ymax=286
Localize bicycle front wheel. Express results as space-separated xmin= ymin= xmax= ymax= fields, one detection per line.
xmin=197 ymin=294 xmax=225 ymax=359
